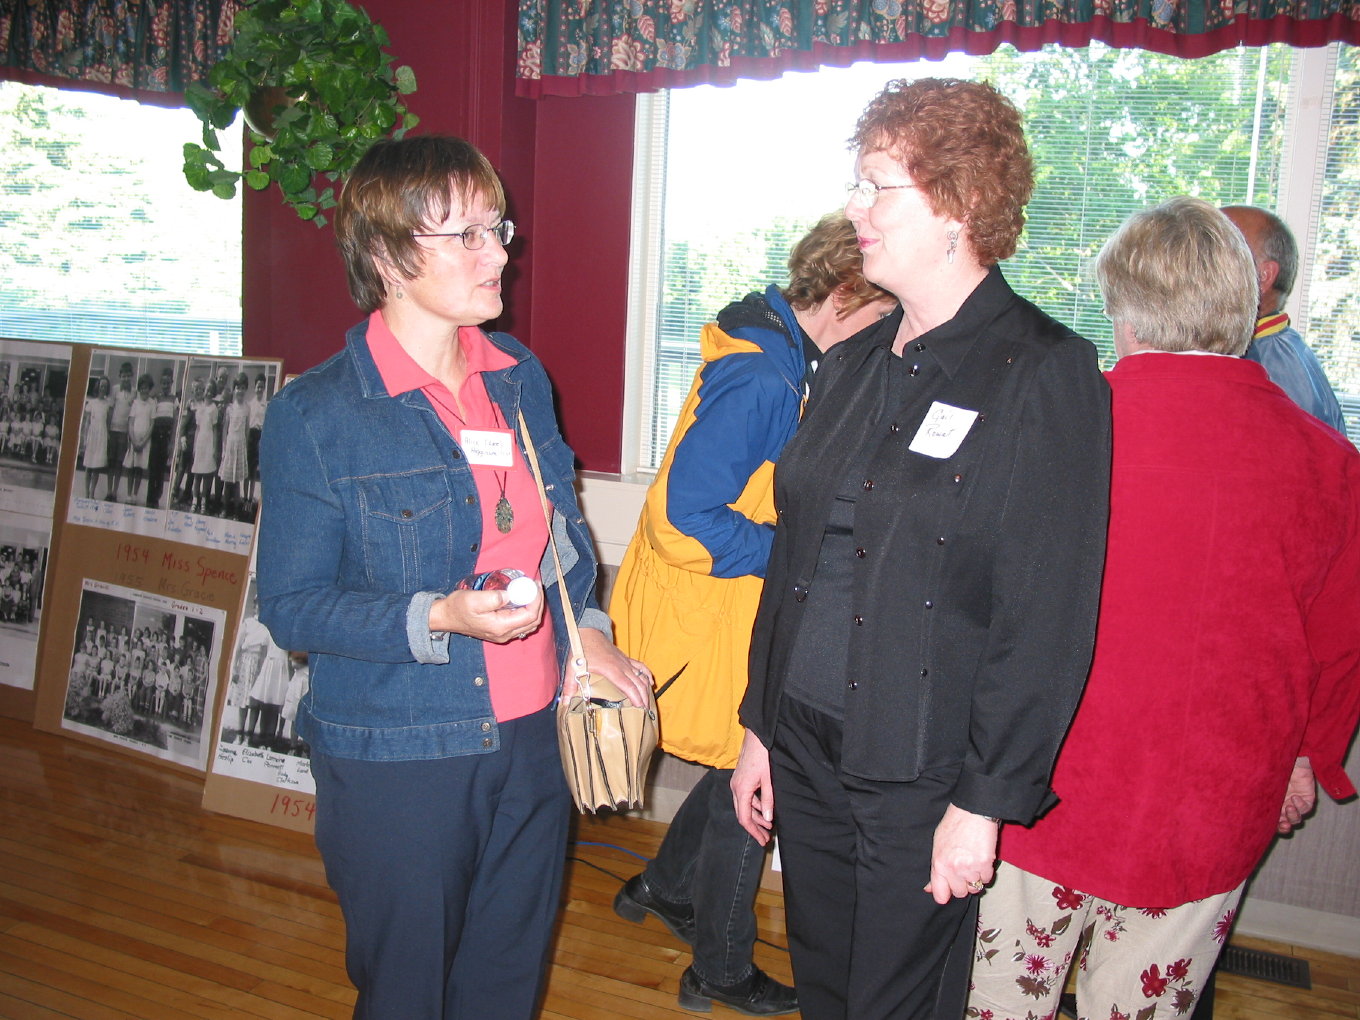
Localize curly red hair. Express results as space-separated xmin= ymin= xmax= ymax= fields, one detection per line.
xmin=851 ymin=78 xmax=1033 ymax=265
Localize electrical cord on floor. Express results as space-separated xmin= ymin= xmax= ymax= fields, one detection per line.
xmin=565 ymin=840 xmax=791 ymax=954
xmin=571 ymin=840 xmax=651 ymax=862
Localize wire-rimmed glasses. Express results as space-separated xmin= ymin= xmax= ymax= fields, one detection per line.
xmin=845 ymin=180 xmax=915 ymax=208
xmin=412 ymin=220 xmax=516 ymax=250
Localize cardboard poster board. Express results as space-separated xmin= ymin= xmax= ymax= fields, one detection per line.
xmin=201 ymin=540 xmax=317 ymax=834
xmin=31 ymin=346 xmax=283 ymax=773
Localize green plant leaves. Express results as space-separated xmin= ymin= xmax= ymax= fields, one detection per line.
xmin=305 ymin=143 xmax=334 ymax=171
xmin=180 ymin=0 xmax=418 ymax=227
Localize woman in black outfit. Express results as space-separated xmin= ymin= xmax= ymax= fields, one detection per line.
xmin=730 ymin=78 xmax=1112 ymax=1020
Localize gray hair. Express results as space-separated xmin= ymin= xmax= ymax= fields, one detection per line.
xmin=1097 ymin=197 xmax=1258 ymax=356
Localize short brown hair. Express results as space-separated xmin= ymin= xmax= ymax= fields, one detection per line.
xmin=1097 ymin=197 xmax=1257 ymax=356
xmin=335 ymin=136 xmax=506 ymax=313
xmin=850 ymin=78 xmax=1033 ymax=265
xmin=783 ymin=213 xmax=892 ymax=319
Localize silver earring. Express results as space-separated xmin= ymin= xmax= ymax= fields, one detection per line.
xmin=946 ymin=230 xmax=959 ymax=265
xmin=394 ymin=289 xmax=404 ymax=300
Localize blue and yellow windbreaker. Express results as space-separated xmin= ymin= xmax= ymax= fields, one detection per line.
xmin=609 ymin=287 xmax=807 ymax=768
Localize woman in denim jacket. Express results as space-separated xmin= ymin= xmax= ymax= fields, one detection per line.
xmin=256 ymin=135 xmax=652 ymax=1020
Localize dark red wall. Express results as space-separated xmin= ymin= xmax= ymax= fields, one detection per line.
xmin=241 ymin=0 xmax=634 ymax=471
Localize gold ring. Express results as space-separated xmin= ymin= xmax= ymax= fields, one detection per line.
xmin=968 ymin=880 xmax=984 ymax=892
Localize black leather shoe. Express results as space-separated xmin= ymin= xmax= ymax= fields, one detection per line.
xmin=613 ymin=873 xmax=696 ymax=945
xmin=677 ymin=965 xmax=799 ymax=1016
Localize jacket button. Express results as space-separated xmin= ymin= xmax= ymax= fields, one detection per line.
xmin=401 ymin=509 xmax=412 ymax=519
xmin=909 ymin=364 xmax=920 ymax=376
xmin=915 ymin=342 xmax=926 ymax=352
xmin=545 ymin=483 xmax=555 ymax=491
xmin=473 ymin=676 xmax=485 ymax=686
xmin=452 ymin=449 xmax=463 ymax=458
xmin=1006 ymin=356 xmax=1015 ymax=364
xmin=854 ymin=547 xmax=866 ymax=558
xmin=853 ymin=615 xmax=863 ymax=626
xmin=470 ymin=542 xmax=479 ymax=553
xmin=847 ymin=679 xmax=858 ymax=690
xmin=862 ymin=479 xmax=874 ymax=491
xmin=889 ymin=423 xmax=900 ymax=434
xmin=793 ymin=585 xmax=808 ymax=603
xmin=952 ymin=474 xmax=963 ymax=484
xmin=481 ymin=721 xmax=492 ymax=732
xmin=465 ymin=495 xmax=476 ymax=505
xmin=978 ymin=413 xmax=987 ymax=423
xmin=920 ymin=668 xmax=929 ymax=677
xmin=937 ymin=536 xmax=946 ymax=545
xmin=482 ymin=738 xmax=493 ymax=748
xmin=924 ymin=600 xmax=933 ymax=609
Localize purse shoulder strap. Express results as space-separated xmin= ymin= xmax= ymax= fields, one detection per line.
xmin=517 ymin=410 xmax=589 ymax=680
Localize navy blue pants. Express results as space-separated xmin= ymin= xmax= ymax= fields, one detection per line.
xmin=311 ymin=708 xmax=571 ymax=1020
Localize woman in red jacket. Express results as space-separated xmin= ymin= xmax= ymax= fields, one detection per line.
xmin=967 ymin=197 xmax=1360 ymax=1020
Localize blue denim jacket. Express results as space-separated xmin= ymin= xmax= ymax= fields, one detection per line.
xmin=256 ymin=319 xmax=610 ymax=761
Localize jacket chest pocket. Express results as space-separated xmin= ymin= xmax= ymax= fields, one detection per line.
xmin=355 ymin=470 xmax=455 ymax=593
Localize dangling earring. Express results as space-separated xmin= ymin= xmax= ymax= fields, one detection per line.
xmin=946 ymin=230 xmax=959 ymax=265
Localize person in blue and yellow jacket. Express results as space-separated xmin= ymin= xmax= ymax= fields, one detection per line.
xmin=610 ymin=213 xmax=894 ymax=1017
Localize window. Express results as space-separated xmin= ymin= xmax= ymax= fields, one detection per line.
xmin=628 ymin=43 xmax=1360 ymax=469
xmin=0 ymin=82 xmax=242 ymax=356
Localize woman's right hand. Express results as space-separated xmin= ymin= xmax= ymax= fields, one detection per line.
xmin=428 ymin=586 xmax=545 ymax=644
xmin=731 ymin=728 xmax=775 ymax=845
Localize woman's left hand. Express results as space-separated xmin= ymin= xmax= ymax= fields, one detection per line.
xmin=572 ymin=627 xmax=653 ymax=707
xmin=925 ymin=804 xmax=1000 ymax=904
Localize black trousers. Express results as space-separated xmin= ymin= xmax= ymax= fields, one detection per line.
xmin=771 ymin=697 xmax=976 ymax=1020
xmin=644 ymin=766 xmax=765 ymax=986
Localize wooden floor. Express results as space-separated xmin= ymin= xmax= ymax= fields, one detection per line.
xmin=1 ymin=714 xmax=1355 ymax=1020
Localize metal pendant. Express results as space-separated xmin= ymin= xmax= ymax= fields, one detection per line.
xmin=495 ymin=495 xmax=514 ymax=534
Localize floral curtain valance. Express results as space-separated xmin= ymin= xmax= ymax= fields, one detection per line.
xmin=515 ymin=0 xmax=1360 ymax=97
xmin=0 ymin=0 xmax=241 ymax=96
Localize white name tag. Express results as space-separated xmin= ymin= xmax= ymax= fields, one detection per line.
xmin=459 ymin=428 xmax=515 ymax=467
xmin=908 ymin=401 xmax=979 ymax=459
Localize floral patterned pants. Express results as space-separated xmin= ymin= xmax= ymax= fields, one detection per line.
xmin=966 ymin=862 xmax=1243 ymax=1020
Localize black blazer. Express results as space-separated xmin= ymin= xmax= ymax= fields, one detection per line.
xmin=740 ymin=269 xmax=1111 ymax=825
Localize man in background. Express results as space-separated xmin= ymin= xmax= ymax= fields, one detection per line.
xmin=1222 ymin=205 xmax=1347 ymax=433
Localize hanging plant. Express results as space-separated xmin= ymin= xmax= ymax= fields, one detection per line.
xmin=182 ymin=0 xmax=418 ymax=226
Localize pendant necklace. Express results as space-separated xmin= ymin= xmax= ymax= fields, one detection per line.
xmin=431 ymin=387 xmax=514 ymax=534
xmin=489 ymin=402 xmax=514 ymax=534
xmin=493 ymin=471 xmax=514 ymax=534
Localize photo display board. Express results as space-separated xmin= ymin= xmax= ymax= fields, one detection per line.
xmin=31 ymin=345 xmax=284 ymax=777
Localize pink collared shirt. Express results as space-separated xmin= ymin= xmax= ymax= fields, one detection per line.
xmin=367 ymin=311 xmax=556 ymax=722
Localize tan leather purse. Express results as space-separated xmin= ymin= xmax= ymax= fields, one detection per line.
xmin=518 ymin=412 xmax=658 ymax=812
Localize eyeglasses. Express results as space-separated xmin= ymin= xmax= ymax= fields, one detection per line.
xmin=412 ymin=220 xmax=516 ymax=250
xmin=846 ymin=180 xmax=915 ymax=208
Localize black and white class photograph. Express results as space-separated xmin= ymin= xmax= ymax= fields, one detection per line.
xmin=211 ymin=570 xmax=313 ymax=794
xmin=60 ymin=577 xmax=225 ymax=770
xmin=169 ymin=357 xmax=281 ymax=524
xmin=0 ymin=338 xmax=71 ymax=519
xmin=67 ymin=349 xmax=187 ymax=535
xmin=0 ymin=522 xmax=50 ymax=690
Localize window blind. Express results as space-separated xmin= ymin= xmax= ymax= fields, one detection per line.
xmin=0 ymin=82 xmax=243 ymax=357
